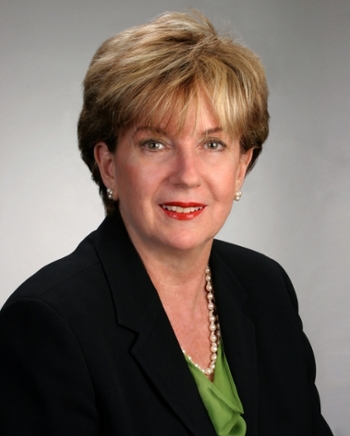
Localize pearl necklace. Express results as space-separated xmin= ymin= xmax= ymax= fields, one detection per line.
xmin=182 ymin=266 xmax=221 ymax=376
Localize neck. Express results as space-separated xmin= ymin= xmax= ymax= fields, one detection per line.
xmin=132 ymin=242 xmax=212 ymax=310
xmin=123 ymin=222 xmax=219 ymax=379
xmin=123 ymin=224 xmax=213 ymax=309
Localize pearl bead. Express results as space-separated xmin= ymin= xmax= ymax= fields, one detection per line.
xmin=182 ymin=266 xmax=220 ymax=377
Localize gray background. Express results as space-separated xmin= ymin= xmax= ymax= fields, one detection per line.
xmin=1 ymin=0 xmax=349 ymax=433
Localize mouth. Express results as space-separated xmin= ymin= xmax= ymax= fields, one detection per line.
xmin=160 ymin=202 xmax=205 ymax=220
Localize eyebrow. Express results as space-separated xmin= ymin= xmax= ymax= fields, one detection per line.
xmin=132 ymin=126 xmax=224 ymax=138
xmin=132 ymin=126 xmax=167 ymax=137
xmin=203 ymin=127 xmax=224 ymax=136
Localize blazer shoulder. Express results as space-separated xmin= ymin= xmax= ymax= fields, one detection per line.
xmin=212 ymin=238 xmax=284 ymax=274
xmin=212 ymin=238 xmax=298 ymax=310
xmin=4 ymin=231 xmax=102 ymax=307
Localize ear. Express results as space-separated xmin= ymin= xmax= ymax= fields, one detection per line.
xmin=94 ymin=142 xmax=118 ymax=200
xmin=235 ymin=148 xmax=254 ymax=191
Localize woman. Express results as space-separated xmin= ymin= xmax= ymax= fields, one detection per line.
xmin=0 ymin=10 xmax=333 ymax=436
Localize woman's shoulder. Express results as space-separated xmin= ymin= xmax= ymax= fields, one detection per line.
xmin=3 ymin=230 xmax=105 ymax=310
xmin=212 ymin=238 xmax=284 ymax=274
xmin=211 ymin=238 xmax=297 ymax=307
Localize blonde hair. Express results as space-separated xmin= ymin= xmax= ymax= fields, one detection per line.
xmin=78 ymin=10 xmax=269 ymax=214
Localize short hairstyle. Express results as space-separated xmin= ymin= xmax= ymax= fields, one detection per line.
xmin=78 ymin=9 xmax=269 ymax=215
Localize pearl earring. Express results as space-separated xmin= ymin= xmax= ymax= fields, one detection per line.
xmin=234 ymin=190 xmax=242 ymax=201
xmin=106 ymin=188 xmax=113 ymax=200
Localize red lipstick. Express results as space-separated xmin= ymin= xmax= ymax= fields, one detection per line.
xmin=160 ymin=202 xmax=205 ymax=220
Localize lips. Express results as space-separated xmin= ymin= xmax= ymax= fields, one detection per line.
xmin=160 ymin=202 xmax=205 ymax=220
xmin=162 ymin=205 xmax=203 ymax=213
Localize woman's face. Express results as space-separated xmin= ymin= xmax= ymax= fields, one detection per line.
xmin=98 ymin=96 xmax=252 ymax=257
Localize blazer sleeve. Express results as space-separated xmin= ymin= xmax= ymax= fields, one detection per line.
xmin=281 ymin=269 xmax=334 ymax=436
xmin=0 ymin=297 xmax=100 ymax=436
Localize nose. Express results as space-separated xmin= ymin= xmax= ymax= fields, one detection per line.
xmin=168 ymin=147 xmax=202 ymax=189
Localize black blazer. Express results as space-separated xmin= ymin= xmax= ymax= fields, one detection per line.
xmin=0 ymin=211 xmax=333 ymax=435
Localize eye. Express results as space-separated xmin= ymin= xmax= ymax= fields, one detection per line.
xmin=205 ymin=140 xmax=226 ymax=151
xmin=141 ymin=140 xmax=165 ymax=151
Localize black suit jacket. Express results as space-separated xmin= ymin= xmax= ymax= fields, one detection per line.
xmin=0 ymin=211 xmax=333 ymax=435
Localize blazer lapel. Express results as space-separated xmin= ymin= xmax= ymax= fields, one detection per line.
xmin=130 ymin=302 xmax=216 ymax=436
xmin=94 ymin=212 xmax=216 ymax=436
xmin=210 ymin=248 xmax=258 ymax=436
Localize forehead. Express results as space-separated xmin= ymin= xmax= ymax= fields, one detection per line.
xmin=131 ymin=92 xmax=223 ymax=136
xmin=131 ymin=125 xmax=227 ymax=142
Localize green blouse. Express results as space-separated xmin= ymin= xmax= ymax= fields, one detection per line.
xmin=184 ymin=342 xmax=246 ymax=436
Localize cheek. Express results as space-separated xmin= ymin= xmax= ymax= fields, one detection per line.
xmin=212 ymin=169 xmax=237 ymax=203
xmin=116 ymin=162 xmax=156 ymax=205
xmin=115 ymin=160 xmax=137 ymax=188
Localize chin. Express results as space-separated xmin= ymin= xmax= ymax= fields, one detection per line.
xmin=160 ymin=233 xmax=213 ymax=253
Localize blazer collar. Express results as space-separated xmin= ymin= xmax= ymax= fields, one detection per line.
xmin=210 ymin=248 xmax=258 ymax=435
xmin=93 ymin=211 xmax=216 ymax=435
xmin=94 ymin=211 xmax=258 ymax=435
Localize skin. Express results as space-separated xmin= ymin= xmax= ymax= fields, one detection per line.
xmin=95 ymin=95 xmax=253 ymax=376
